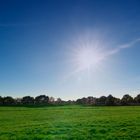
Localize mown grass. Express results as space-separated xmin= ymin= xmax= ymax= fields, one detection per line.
xmin=0 ymin=105 xmax=140 ymax=140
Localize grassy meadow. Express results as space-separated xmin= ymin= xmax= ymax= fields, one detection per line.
xmin=0 ymin=105 xmax=140 ymax=140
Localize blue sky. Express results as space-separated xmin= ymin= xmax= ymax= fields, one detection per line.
xmin=0 ymin=0 xmax=140 ymax=100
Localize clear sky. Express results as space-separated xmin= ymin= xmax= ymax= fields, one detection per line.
xmin=0 ymin=0 xmax=140 ymax=100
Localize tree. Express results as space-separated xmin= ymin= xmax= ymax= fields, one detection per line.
xmin=76 ymin=98 xmax=82 ymax=104
xmin=21 ymin=96 xmax=34 ymax=105
xmin=134 ymin=94 xmax=140 ymax=103
xmin=121 ymin=94 xmax=133 ymax=105
xmin=80 ymin=97 xmax=87 ymax=104
xmin=105 ymin=95 xmax=115 ymax=106
xmin=67 ymin=100 xmax=75 ymax=104
xmin=35 ymin=95 xmax=49 ymax=104
xmin=86 ymin=96 xmax=96 ymax=105
xmin=15 ymin=98 xmax=22 ymax=105
xmin=96 ymin=96 xmax=107 ymax=105
xmin=56 ymin=98 xmax=63 ymax=104
xmin=114 ymin=98 xmax=121 ymax=105
xmin=3 ymin=96 xmax=15 ymax=105
xmin=0 ymin=96 xmax=3 ymax=105
xmin=49 ymin=96 xmax=55 ymax=104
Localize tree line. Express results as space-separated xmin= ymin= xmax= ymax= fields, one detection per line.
xmin=0 ymin=94 xmax=140 ymax=106
xmin=76 ymin=94 xmax=140 ymax=106
xmin=0 ymin=95 xmax=65 ymax=106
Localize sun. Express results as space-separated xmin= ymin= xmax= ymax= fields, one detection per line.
xmin=65 ymin=33 xmax=107 ymax=78
xmin=70 ymin=42 xmax=105 ymax=73
xmin=75 ymin=46 xmax=103 ymax=70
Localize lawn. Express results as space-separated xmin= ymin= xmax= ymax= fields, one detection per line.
xmin=0 ymin=105 xmax=140 ymax=140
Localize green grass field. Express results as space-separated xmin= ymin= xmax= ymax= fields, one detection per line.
xmin=0 ymin=106 xmax=140 ymax=140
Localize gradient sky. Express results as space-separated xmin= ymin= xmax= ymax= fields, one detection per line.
xmin=1 ymin=0 xmax=140 ymax=100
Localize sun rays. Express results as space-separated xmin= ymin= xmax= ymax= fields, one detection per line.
xmin=68 ymin=34 xmax=106 ymax=74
